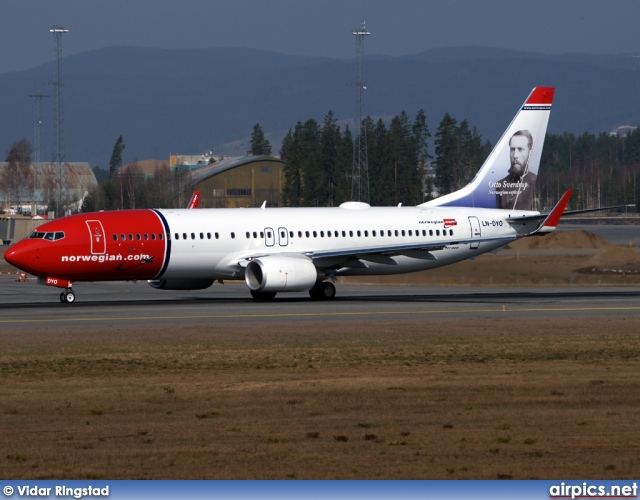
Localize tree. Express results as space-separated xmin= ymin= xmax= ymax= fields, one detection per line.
xmin=412 ymin=109 xmax=431 ymax=202
xmin=433 ymin=113 xmax=460 ymax=196
xmin=1 ymin=139 xmax=33 ymax=213
xmin=109 ymin=135 xmax=125 ymax=177
xmin=319 ymin=111 xmax=342 ymax=206
xmin=281 ymin=128 xmax=302 ymax=206
xmin=250 ymin=123 xmax=272 ymax=156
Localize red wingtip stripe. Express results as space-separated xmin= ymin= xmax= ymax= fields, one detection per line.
xmin=526 ymin=87 xmax=555 ymax=105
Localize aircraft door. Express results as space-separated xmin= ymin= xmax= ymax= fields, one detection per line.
xmin=468 ymin=216 xmax=481 ymax=250
xmin=86 ymin=220 xmax=106 ymax=254
xmin=264 ymin=227 xmax=275 ymax=247
xmin=278 ymin=227 xmax=289 ymax=247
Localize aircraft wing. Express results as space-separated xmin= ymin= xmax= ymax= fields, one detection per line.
xmin=237 ymin=233 xmax=518 ymax=271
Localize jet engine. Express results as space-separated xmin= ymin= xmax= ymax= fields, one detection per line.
xmin=147 ymin=279 xmax=214 ymax=290
xmin=245 ymin=255 xmax=319 ymax=292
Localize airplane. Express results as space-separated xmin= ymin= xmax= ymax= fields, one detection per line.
xmin=6 ymin=86 xmax=576 ymax=304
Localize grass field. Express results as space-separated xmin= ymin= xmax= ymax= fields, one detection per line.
xmin=2 ymin=317 xmax=640 ymax=479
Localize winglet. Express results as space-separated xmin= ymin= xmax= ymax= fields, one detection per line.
xmin=187 ymin=190 xmax=201 ymax=209
xmin=537 ymin=189 xmax=572 ymax=233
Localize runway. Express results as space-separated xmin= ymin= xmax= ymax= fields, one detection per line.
xmin=2 ymin=275 xmax=640 ymax=328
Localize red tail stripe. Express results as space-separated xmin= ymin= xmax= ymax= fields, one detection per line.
xmin=526 ymin=87 xmax=555 ymax=105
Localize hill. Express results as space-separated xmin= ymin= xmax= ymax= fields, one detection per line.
xmin=1 ymin=46 xmax=639 ymax=168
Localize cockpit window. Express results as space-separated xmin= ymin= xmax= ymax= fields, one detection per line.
xmin=29 ymin=231 xmax=64 ymax=241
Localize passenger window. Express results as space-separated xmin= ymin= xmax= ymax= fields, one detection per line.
xmin=121 ymin=234 xmax=126 ymax=241
xmin=313 ymin=231 xmax=317 ymax=238
xmin=349 ymin=231 xmax=353 ymax=237
xmin=305 ymin=231 xmax=309 ymax=238
xmin=436 ymin=230 xmax=440 ymax=236
xmin=207 ymin=233 xmax=211 ymax=239
xmin=298 ymin=231 xmax=302 ymax=238
xmin=388 ymin=230 xmax=392 ymax=237
xmin=175 ymin=234 xmax=179 ymax=240
xmin=334 ymin=231 xmax=338 ymax=237
xmin=112 ymin=234 xmax=117 ymax=241
xmin=408 ymin=230 xmax=412 ymax=236
xmin=159 ymin=234 xmax=163 ymax=240
xmin=246 ymin=232 xmax=250 ymax=239
xmin=450 ymin=229 xmax=454 ymax=236
xmin=327 ymin=231 xmax=331 ymax=238
xmin=289 ymin=231 xmax=294 ymax=238
xmin=364 ymin=230 xmax=368 ymax=237
xmin=191 ymin=233 xmax=195 ymax=240
xmin=231 ymin=232 xmax=235 ymax=239
xmin=183 ymin=233 xmax=187 ymax=240
xmin=394 ymin=230 xmax=398 ymax=237
xmin=401 ymin=230 xmax=405 ymax=237
xmin=136 ymin=234 xmax=141 ymax=240
xmin=320 ymin=231 xmax=324 ymax=237
xmin=200 ymin=233 xmax=204 ymax=239
xmin=372 ymin=230 xmax=376 ymax=237
xmin=129 ymin=234 xmax=133 ymax=240
xmin=215 ymin=232 xmax=219 ymax=239
xmin=144 ymin=234 xmax=149 ymax=240
xmin=342 ymin=231 xmax=346 ymax=237
xmin=260 ymin=231 xmax=264 ymax=238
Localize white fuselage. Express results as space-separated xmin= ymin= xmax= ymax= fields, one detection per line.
xmin=157 ymin=204 xmax=524 ymax=281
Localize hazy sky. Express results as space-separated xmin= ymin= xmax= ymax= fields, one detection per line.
xmin=2 ymin=0 xmax=640 ymax=74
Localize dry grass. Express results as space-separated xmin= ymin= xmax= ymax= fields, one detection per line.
xmin=2 ymin=317 xmax=640 ymax=479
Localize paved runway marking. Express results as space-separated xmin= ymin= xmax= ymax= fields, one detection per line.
xmin=2 ymin=305 xmax=640 ymax=324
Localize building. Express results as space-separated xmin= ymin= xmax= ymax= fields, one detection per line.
xmin=190 ymin=155 xmax=285 ymax=208
xmin=119 ymin=159 xmax=171 ymax=178
xmin=0 ymin=162 xmax=97 ymax=215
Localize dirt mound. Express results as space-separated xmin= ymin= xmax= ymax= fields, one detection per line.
xmin=586 ymin=246 xmax=640 ymax=266
xmin=508 ymin=229 xmax=611 ymax=250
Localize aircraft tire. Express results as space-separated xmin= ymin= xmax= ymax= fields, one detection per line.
xmin=309 ymin=281 xmax=336 ymax=301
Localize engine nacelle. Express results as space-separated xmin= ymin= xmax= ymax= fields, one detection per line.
xmin=148 ymin=279 xmax=214 ymax=290
xmin=245 ymin=255 xmax=319 ymax=292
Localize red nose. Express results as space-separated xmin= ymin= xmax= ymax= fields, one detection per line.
xmin=4 ymin=240 xmax=42 ymax=276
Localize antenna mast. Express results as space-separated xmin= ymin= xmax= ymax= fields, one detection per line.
xmin=48 ymin=25 xmax=69 ymax=217
xmin=349 ymin=22 xmax=371 ymax=203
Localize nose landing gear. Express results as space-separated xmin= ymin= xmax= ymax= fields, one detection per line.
xmin=60 ymin=290 xmax=76 ymax=304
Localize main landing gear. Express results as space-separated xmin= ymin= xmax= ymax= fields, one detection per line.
xmin=249 ymin=281 xmax=337 ymax=301
xmin=309 ymin=281 xmax=336 ymax=301
xmin=59 ymin=289 xmax=75 ymax=304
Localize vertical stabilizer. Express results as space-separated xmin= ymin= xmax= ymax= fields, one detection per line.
xmin=423 ymin=87 xmax=554 ymax=210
